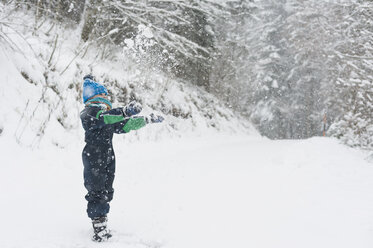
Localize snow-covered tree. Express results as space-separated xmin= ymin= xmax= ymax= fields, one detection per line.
xmin=209 ymin=0 xmax=256 ymax=111
xmin=211 ymin=0 xmax=373 ymax=145
xmin=326 ymin=1 xmax=373 ymax=149
xmin=10 ymin=0 xmax=84 ymax=24
xmin=80 ymin=0 xmax=225 ymax=88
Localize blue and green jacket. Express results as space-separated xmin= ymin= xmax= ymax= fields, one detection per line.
xmin=80 ymin=102 xmax=146 ymax=146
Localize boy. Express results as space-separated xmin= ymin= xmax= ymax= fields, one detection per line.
xmin=80 ymin=75 xmax=163 ymax=241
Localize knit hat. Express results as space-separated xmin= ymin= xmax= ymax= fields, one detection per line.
xmin=82 ymin=76 xmax=108 ymax=103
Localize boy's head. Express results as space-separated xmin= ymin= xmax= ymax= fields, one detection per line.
xmin=82 ymin=75 xmax=108 ymax=103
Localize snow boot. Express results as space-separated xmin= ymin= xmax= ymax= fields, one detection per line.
xmin=92 ymin=216 xmax=112 ymax=242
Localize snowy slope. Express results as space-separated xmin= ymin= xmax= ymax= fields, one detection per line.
xmin=0 ymin=7 xmax=254 ymax=153
xmin=0 ymin=9 xmax=254 ymax=151
xmin=1 ymin=134 xmax=373 ymax=248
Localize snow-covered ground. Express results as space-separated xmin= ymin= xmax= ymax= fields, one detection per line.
xmin=1 ymin=133 xmax=373 ymax=248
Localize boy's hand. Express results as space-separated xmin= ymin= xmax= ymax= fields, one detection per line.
xmin=146 ymin=113 xmax=164 ymax=124
xmin=123 ymin=101 xmax=142 ymax=116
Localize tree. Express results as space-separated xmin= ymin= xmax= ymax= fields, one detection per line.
xmin=211 ymin=0 xmax=373 ymax=144
xmin=326 ymin=1 xmax=373 ymax=148
xmin=11 ymin=0 xmax=84 ymax=24
xmin=80 ymin=0 xmax=224 ymax=88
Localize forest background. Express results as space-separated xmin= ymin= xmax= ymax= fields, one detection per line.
xmin=1 ymin=0 xmax=373 ymax=149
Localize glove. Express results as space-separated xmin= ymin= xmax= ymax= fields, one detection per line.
xmin=123 ymin=101 xmax=142 ymax=116
xmin=145 ymin=113 xmax=164 ymax=124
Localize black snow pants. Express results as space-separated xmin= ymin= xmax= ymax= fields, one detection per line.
xmin=82 ymin=144 xmax=115 ymax=219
